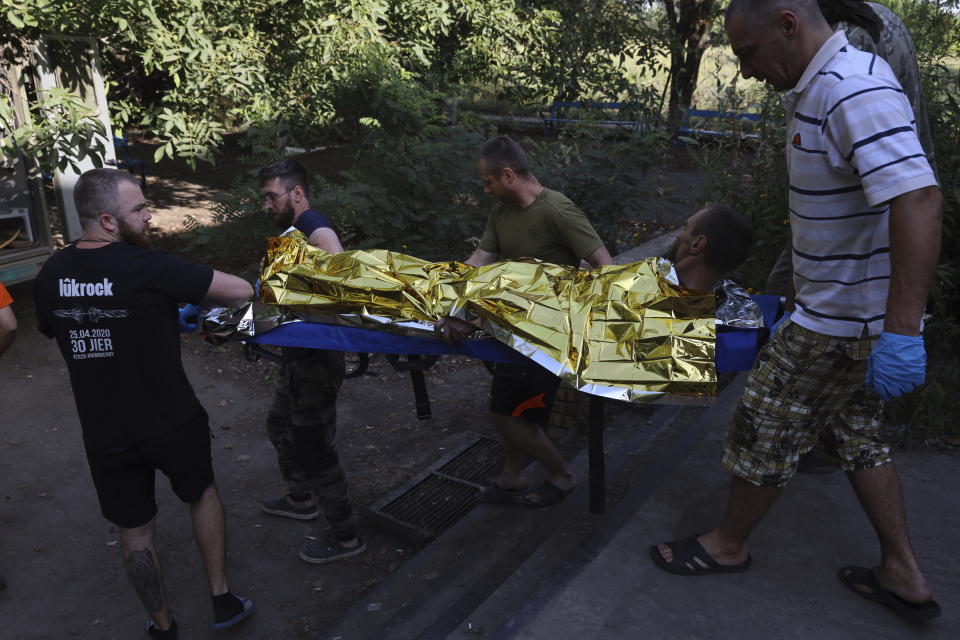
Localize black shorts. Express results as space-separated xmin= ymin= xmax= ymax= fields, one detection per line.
xmin=86 ymin=412 xmax=214 ymax=529
xmin=489 ymin=362 xmax=561 ymax=426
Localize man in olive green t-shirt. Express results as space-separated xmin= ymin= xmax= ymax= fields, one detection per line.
xmin=476 ymin=181 xmax=607 ymax=268
xmin=438 ymin=135 xmax=612 ymax=507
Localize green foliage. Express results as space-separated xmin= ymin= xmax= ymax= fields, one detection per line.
xmin=187 ymin=120 xmax=666 ymax=271
xmin=2 ymin=0 xmax=52 ymax=29
xmin=180 ymin=172 xmax=275 ymax=273
xmin=384 ymin=0 xmax=557 ymax=91
xmin=0 ymin=85 xmax=106 ymax=176
xmin=509 ymin=0 xmax=666 ymax=106
xmin=525 ymin=127 xmax=666 ymax=254
xmin=314 ymin=126 xmax=489 ymax=259
xmin=326 ymin=48 xmax=446 ymax=142
xmin=315 ymin=126 xmax=664 ymax=259
xmin=174 ymin=127 xmax=488 ymax=266
xmin=689 ymin=89 xmax=789 ymax=289
xmin=3 ymin=1 xmax=679 ymax=167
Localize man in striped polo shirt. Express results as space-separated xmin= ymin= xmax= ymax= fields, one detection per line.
xmin=650 ymin=0 xmax=942 ymax=622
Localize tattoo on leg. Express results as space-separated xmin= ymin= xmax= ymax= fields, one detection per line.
xmin=125 ymin=549 xmax=164 ymax=613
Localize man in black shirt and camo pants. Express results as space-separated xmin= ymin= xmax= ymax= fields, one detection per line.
xmin=257 ymin=159 xmax=365 ymax=564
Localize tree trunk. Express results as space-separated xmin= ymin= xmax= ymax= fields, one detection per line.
xmin=663 ymin=0 xmax=717 ymax=127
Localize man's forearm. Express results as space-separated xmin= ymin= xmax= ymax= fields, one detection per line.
xmin=885 ymin=186 xmax=942 ymax=336
xmin=465 ymin=248 xmax=497 ymax=268
xmin=584 ymin=245 xmax=613 ymax=268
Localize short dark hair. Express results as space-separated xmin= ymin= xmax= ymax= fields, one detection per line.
xmin=479 ymin=135 xmax=531 ymax=177
xmin=74 ymin=168 xmax=139 ymax=227
xmin=693 ymin=204 xmax=754 ymax=274
xmin=725 ymin=0 xmax=823 ymax=25
xmin=818 ymin=0 xmax=882 ymax=43
xmin=258 ymin=158 xmax=310 ymax=198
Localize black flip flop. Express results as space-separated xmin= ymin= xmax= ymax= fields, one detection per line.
xmin=515 ymin=480 xmax=574 ymax=508
xmin=838 ymin=566 xmax=941 ymax=622
xmin=476 ymin=482 xmax=528 ymax=503
xmin=649 ymin=535 xmax=751 ymax=576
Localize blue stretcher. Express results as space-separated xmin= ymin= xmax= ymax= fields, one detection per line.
xmin=245 ymin=295 xmax=782 ymax=515
xmin=248 ymin=294 xmax=782 ymax=373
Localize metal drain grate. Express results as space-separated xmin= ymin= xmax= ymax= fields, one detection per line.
xmin=380 ymin=475 xmax=479 ymax=535
xmin=435 ymin=437 xmax=505 ymax=485
xmin=361 ymin=434 xmax=525 ymax=546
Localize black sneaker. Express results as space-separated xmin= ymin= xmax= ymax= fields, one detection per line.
xmin=260 ymin=495 xmax=320 ymax=520
xmin=299 ymin=532 xmax=366 ymax=564
xmin=210 ymin=594 xmax=255 ymax=629
xmin=146 ymin=615 xmax=178 ymax=640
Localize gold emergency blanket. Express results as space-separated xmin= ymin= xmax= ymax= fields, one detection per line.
xmin=238 ymin=235 xmax=716 ymax=402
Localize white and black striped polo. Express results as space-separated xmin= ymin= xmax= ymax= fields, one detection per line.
xmin=782 ymin=31 xmax=936 ymax=338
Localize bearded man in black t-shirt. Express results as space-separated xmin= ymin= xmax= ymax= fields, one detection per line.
xmin=34 ymin=168 xmax=255 ymax=639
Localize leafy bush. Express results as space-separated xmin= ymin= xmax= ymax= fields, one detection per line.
xmin=326 ymin=49 xmax=447 ymax=142
xmin=689 ymin=90 xmax=789 ymax=289
xmin=313 ymin=125 xmax=665 ymax=259
xmin=313 ymin=126 xmax=490 ymax=259
xmin=179 ymin=172 xmax=274 ymax=275
xmin=525 ymin=126 xmax=667 ymax=255
xmin=184 ymin=118 xmax=666 ymax=273
xmin=0 ymin=85 xmax=107 ymax=176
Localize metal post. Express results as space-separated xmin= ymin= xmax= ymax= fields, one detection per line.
xmin=588 ymin=395 xmax=605 ymax=514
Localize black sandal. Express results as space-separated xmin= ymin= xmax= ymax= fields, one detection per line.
xmin=515 ymin=481 xmax=574 ymax=508
xmin=649 ymin=535 xmax=751 ymax=576
xmin=838 ymin=566 xmax=940 ymax=622
xmin=476 ymin=482 xmax=528 ymax=503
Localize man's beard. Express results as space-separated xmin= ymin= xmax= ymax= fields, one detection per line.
xmin=275 ymin=204 xmax=295 ymax=229
xmin=663 ymin=240 xmax=678 ymax=263
xmin=118 ymin=217 xmax=151 ymax=249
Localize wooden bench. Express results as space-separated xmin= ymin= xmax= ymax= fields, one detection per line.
xmin=543 ymin=102 xmax=762 ymax=141
xmin=676 ymin=109 xmax=762 ymax=140
xmin=542 ymin=101 xmax=654 ymax=137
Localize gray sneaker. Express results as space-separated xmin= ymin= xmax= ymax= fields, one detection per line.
xmin=260 ymin=495 xmax=320 ymax=520
xmin=299 ymin=532 xmax=366 ymax=564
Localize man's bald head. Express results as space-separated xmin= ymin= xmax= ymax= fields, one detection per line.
xmin=725 ymin=0 xmax=834 ymax=91
xmin=725 ymin=0 xmax=825 ymax=27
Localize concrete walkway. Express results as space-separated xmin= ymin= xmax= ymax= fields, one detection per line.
xmin=496 ymin=395 xmax=959 ymax=639
xmin=329 ymin=373 xmax=958 ymax=639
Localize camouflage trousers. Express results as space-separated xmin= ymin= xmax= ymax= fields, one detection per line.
xmin=266 ymin=349 xmax=354 ymax=535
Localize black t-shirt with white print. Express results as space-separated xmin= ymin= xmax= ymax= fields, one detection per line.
xmin=34 ymin=243 xmax=213 ymax=454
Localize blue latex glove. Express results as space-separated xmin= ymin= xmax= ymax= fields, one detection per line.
xmin=178 ymin=304 xmax=202 ymax=334
xmin=769 ymin=310 xmax=791 ymax=336
xmin=866 ymin=332 xmax=926 ymax=401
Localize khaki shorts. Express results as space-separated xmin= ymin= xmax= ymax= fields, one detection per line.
xmin=722 ymin=320 xmax=889 ymax=487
